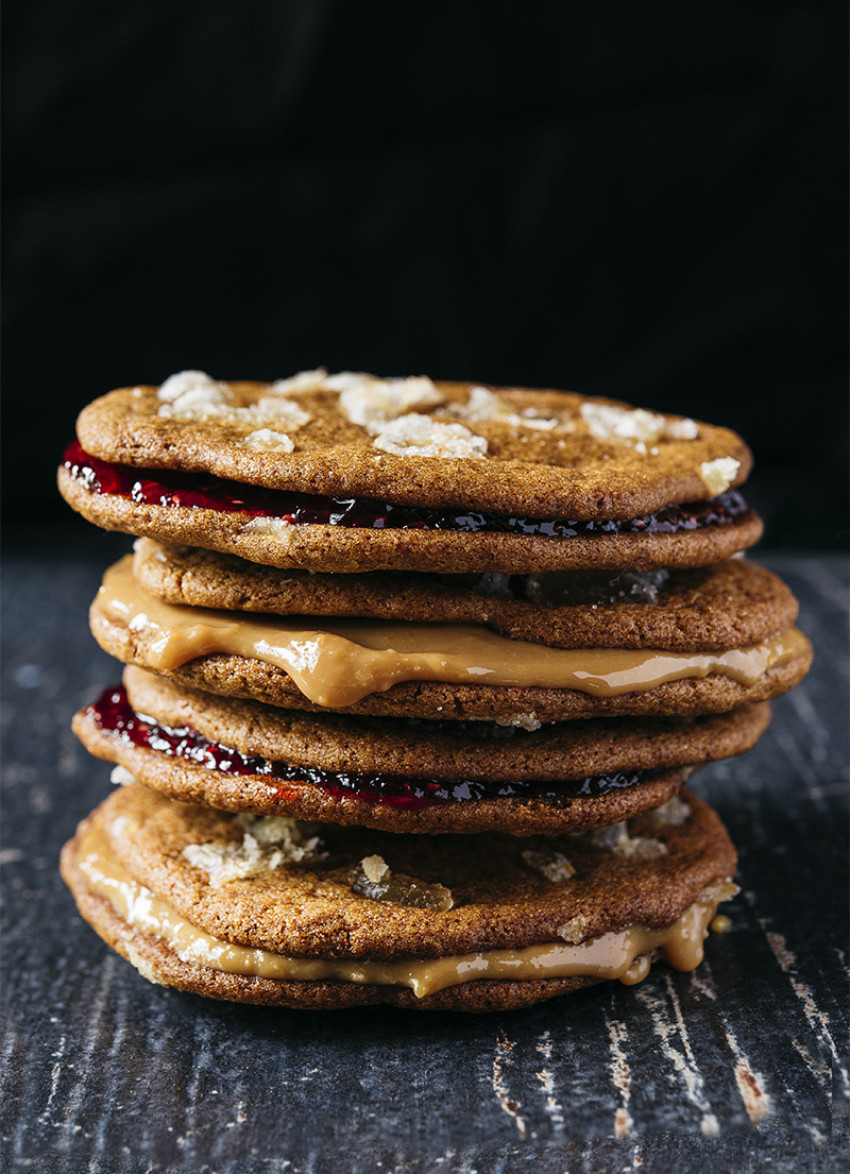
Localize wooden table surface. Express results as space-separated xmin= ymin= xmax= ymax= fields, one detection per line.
xmin=2 ymin=528 xmax=847 ymax=1173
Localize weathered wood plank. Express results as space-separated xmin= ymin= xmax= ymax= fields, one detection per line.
xmin=1 ymin=540 xmax=846 ymax=1172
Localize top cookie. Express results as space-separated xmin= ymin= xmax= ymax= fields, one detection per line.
xmin=59 ymin=370 xmax=761 ymax=574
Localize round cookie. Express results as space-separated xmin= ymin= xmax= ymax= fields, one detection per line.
xmin=60 ymin=783 xmax=738 ymax=1010
xmin=133 ymin=541 xmax=799 ymax=653
xmin=73 ymin=376 xmax=754 ymax=516
xmin=59 ymin=372 xmax=762 ymax=573
xmin=71 ymin=667 xmax=771 ymax=835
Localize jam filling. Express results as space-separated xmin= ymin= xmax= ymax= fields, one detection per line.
xmin=90 ymin=686 xmax=651 ymax=810
xmin=63 ymin=441 xmax=749 ymax=537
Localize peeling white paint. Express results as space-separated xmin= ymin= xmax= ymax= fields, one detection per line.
xmin=721 ymin=1023 xmax=772 ymax=1125
xmin=763 ymin=927 xmax=850 ymax=1099
xmin=635 ymin=977 xmax=719 ymax=1136
xmin=605 ymin=1018 xmax=633 ymax=1138
xmin=492 ymin=1029 xmax=527 ymax=1139
xmin=534 ymin=1031 xmax=565 ymax=1128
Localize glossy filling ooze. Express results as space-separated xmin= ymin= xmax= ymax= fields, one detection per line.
xmin=63 ymin=442 xmax=750 ymax=537
xmin=76 ymin=817 xmax=737 ymax=996
xmin=95 ymin=557 xmax=809 ymax=709
xmin=90 ymin=686 xmax=653 ymax=809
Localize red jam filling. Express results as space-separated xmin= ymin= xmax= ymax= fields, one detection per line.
xmin=63 ymin=441 xmax=749 ymax=536
xmin=90 ymin=686 xmax=651 ymax=810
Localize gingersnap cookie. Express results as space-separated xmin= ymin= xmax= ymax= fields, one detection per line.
xmin=58 ymin=370 xmax=762 ymax=573
xmin=60 ymin=782 xmax=738 ymax=1011
xmin=89 ymin=555 xmax=812 ymax=722
xmin=133 ymin=540 xmax=799 ymax=652
xmin=72 ymin=666 xmax=771 ymax=835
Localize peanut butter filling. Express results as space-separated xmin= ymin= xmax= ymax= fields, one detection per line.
xmin=96 ymin=557 xmax=808 ymax=709
xmin=77 ymin=820 xmax=736 ymax=997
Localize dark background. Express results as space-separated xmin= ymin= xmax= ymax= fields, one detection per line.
xmin=3 ymin=2 xmax=847 ymax=547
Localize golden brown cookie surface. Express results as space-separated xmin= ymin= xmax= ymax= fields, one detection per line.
xmin=74 ymin=376 xmax=753 ymax=516
xmin=133 ymin=541 xmax=798 ymax=652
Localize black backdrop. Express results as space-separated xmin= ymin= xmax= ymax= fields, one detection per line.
xmin=3 ymin=2 xmax=847 ymax=546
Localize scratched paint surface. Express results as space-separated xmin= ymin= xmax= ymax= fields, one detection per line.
xmin=1 ymin=530 xmax=847 ymax=1173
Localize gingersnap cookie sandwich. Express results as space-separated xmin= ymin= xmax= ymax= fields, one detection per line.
xmin=134 ymin=539 xmax=799 ymax=653
xmin=72 ymin=666 xmax=771 ymax=836
xmin=87 ymin=553 xmax=812 ymax=723
xmin=58 ymin=369 xmax=763 ymax=574
xmin=60 ymin=782 xmax=738 ymax=1011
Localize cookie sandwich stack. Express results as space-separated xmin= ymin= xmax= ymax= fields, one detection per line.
xmin=58 ymin=371 xmax=812 ymax=1011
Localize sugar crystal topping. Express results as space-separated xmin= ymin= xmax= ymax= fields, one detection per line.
xmin=241 ymin=429 xmax=295 ymax=453
xmin=360 ymin=854 xmax=390 ymax=884
xmin=157 ymin=370 xmax=312 ymax=431
xmin=453 ymin=386 xmax=567 ymax=431
xmin=700 ymin=457 xmax=741 ymax=495
xmin=580 ymin=402 xmax=698 ymax=450
xmin=350 ymin=856 xmax=454 ymax=910
xmin=269 ymin=369 xmax=330 ymax=395
xmin=329 ymin=372 xmax=444 ymax=429
xmin=495 ymin=712 xmax=543 ymax=732
xmin=372 ymin=413 xmax=487 ymax=459
xmin=182 ymin=815 xmax=325 ymax=888
xmin=157 ymin=371 xmax=235 ymax=418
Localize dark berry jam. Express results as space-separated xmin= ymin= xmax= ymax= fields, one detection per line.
xmin=63 ymin=441 xmax=749 ymax=536
xmin=90 ymin=685 xmax=650 ymax=810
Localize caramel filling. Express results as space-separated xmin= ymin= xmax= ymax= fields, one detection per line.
xmin=78 ymin=821 xmax=735 ymax=997
xmin=96 ymin=557 xmax=808 ymax=709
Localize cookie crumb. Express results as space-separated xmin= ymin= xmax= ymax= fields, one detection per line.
xmin=522 ymin=848 xmax=576 ymax=882
xmin=110 ymin=765 xmax=136 ymax=787
xmin=360 ymin=854 xmax=390 ymax=884
xmin=557 ymin=915 xmax=587 ymax=944
xmin=123 ymin=941 xmax=167 ymax=986
xmin=650 ymin=796 xmax=692 ymax=826
xmin=590 ymin=822 xmax=667 ymax=860
xmin=495 ymin=712 xmax=542 ymax=732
